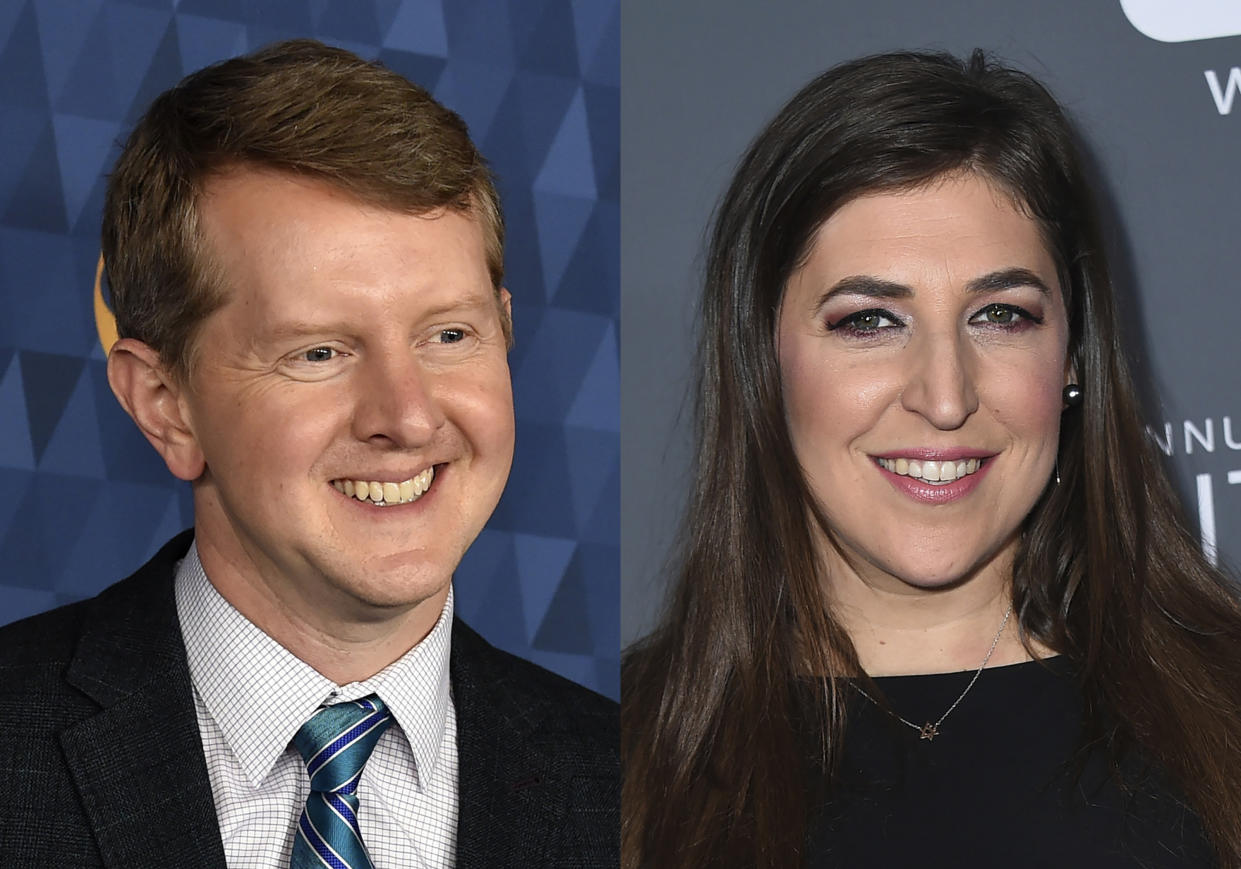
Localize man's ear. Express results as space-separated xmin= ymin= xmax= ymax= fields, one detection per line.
xmin=106 ymin=338 xmax=205 ymax=481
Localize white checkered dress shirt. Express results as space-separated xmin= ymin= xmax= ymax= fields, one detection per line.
xmin=174 ymin=544 xmax=458 ymax=868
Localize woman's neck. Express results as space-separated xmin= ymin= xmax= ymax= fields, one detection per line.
xmin=824 ymin=552 xmax=1042 ymax=676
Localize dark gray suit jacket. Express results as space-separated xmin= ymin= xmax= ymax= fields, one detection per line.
xmin=0 ymin=533 xmax=618 ymax=867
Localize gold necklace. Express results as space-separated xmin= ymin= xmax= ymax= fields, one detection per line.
xmin=851 ymin=603 xmax=1013 ymax=741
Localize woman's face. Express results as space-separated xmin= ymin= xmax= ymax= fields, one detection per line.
xmin=777 ymin=172 xmax=1071 ymax=593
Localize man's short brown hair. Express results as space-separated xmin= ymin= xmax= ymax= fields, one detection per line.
xmin=102 ymin=38 xmax=505 ymax=383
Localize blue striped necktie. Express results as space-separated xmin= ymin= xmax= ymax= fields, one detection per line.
xmin=290 ymin=695 xmax=393 ymax=869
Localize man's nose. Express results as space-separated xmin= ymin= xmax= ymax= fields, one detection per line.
xmin=898 ymin=330 xmax=979 ymax=430
xmin=351 ymin=352 xmax=446 ymax=447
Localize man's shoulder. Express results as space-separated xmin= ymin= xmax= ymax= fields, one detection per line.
xmin=0 ymin=533 xmax=221 ymax=867
xmin=0 ymin=595 xmax=91 ymax=684
xmin=449 ymin=619 xmax=618 ymax=865
xmin=0 ymin=531 xmax=190 ymax=697
xmin=450 ymin=618 xmax=617 ymax=755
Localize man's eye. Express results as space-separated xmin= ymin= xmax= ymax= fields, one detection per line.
xmin=437 ymin=329 xmax=466 ymax=344
xmin=301 ymin=347 xmax=337 ymax=362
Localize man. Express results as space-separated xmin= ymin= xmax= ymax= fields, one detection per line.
xmin=0 ymin=40 xmax=616 ymax=868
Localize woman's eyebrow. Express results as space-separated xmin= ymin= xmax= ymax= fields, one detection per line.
xmin=965 ymin=267 xmax=1052 ymax=297
xmin=815 ymin=267 xmax=1051 ymax=310
xmin=815 ymin=276 xmax=912 ymax=309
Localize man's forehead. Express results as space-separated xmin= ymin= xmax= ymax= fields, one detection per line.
xmin=195 ymin=167 xmax=490 ymax=284
xmin=191 ymin=179 xmax=494 ymax=342
xmin=197 ymin=165 xmax=482 ymax=244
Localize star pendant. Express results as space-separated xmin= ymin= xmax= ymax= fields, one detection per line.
xmin=919 ymin=722 xmax=939 ymax=741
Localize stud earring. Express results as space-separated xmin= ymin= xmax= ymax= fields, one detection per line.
xmin=1062 ymin=384 xmax=1082 ymax=408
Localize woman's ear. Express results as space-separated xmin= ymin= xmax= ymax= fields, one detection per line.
xmin=106 ymin=338 xmax=205 ymax=481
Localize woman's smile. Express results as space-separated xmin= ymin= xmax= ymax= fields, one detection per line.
xmin=869 ymin=450 xmax=997 ymax=503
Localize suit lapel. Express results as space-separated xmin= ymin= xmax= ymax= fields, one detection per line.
xmin=59 ymin=532 xmax=226 ymax=869
xmin=452 ymin=621 xmax=564 ymax=869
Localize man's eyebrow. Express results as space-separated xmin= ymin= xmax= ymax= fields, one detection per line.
xmin=261 ymin=297 xmax=498 ymax=342
xmin=262 ymin=321 xmax=347 ymax=342
xmin=814 ymin=267 xmax=1052 ymax=310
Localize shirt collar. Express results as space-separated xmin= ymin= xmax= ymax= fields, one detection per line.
xmin=174 ymin=542 xmax=453 ymax=790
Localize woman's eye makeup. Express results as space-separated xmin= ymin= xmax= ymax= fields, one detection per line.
xmin=825 ymin=308 xmax=904 ymax=335
xmin=824 ymin=301 xmax=1045 ymax=338
xmin=967 ymin=302 xmax=1044 ymax=329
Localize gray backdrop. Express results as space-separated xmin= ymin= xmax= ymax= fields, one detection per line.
xmin=621 ymin=0 xmax=1241 ymax=646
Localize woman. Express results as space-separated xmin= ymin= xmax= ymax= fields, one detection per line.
xmin=622 ymin=51 xmax=1241 ymax=867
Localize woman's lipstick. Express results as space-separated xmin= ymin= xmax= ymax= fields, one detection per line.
xmin=871 ymin=450 xmax=995 ymax=505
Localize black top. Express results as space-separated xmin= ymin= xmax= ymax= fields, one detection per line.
xmin=806 ymin=658 xmax=1214 ymax=868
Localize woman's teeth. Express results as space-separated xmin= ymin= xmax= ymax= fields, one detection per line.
xmin=877 ymin=457 xmax=982 ymax=484
xmin=332 ymin=467 xmax=435 ymax=506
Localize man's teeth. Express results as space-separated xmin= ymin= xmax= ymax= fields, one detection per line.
xmin=332 ymin=467 xmax=435 ymax=506
xmin=877 ymin=457 xmax=982 ymax=484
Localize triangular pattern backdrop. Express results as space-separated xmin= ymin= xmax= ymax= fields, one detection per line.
xmin=0 ymin=0 xmax=619 ymax=700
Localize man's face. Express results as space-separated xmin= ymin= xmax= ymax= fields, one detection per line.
xmin=181 ymin=169 xmax=514 ymax=622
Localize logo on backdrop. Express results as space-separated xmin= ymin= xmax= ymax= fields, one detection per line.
xmin=1120 ymin=0 xmax=1241 ymax=42
xmin=94 ymin=254 xmax=117 ymax=354
xmin=1205 ymin=67 xmax=1241 ymax=114
xmin=1118 ymin=3 xmax=1240 ymax=116
xmin=1149 ymin=413 xmax=1241 ymax=567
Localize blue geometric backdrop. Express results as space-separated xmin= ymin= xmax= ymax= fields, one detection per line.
xmin=0 ymin=0 xmax=619 ymax=699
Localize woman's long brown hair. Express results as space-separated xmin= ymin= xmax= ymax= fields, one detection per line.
xmin=622 ymin=50 xmax=1241 ymax=867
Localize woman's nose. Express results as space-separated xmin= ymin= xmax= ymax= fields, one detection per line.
xmin=898 ymin=330 xmax=979 ymax=430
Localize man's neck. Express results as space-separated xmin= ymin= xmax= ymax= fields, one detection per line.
xmin=194 ymin=534 xmax=450 ymax=684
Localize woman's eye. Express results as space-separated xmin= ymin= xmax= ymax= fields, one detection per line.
xmin=301 ymin=347 xmax=337 ymax=362
xmin=968 ymin=303 xmax=1040 ymax=327
xmin=828 ymin=309 xmax=902 ymax=333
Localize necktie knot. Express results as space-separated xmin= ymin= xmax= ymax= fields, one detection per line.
xmin=290 ymin=695 xmax=392 ymax=869
xmin=293 ymin=695 xmax=393 ymax=794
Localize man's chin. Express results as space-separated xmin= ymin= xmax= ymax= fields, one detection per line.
xmin=325 ymin=558 xmax=454 ymax=611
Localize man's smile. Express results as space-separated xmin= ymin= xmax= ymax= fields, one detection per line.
xmin=331 ymin=466 xmax=437 ymax=506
